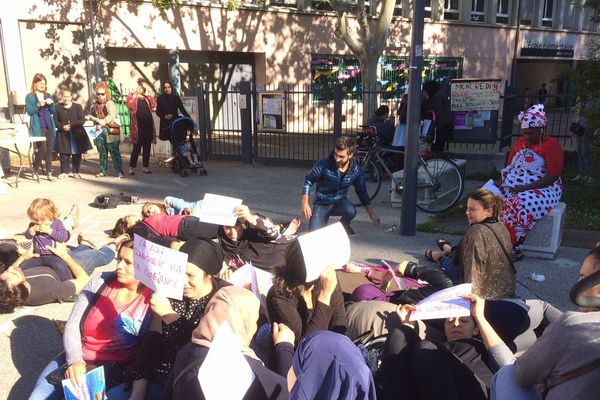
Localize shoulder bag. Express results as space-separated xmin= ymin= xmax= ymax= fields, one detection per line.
xmin=541 ymin=357 xmax=600 ymax=399
xmin=481 ymin=223 xmax=516 ymax=274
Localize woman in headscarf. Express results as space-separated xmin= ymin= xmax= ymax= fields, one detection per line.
xmin=267 ymin=239 xmax=348 ymax=345
xmin=288 ymin=331 xmax=377 ymax=400
xmin=498 ymin=104 xmax=564 ymax=260
xmin=126 ymin=81 xmax=156 ymax=174
xmin=128 ymin=239 xmax=230 ymax=399
xmin=165 ymin=286 xmax=295 ymax=400
xmin=155 ymin=80 xmax=190 ymax=142
xmin=87 ymin=81 xmax=125 ymax=178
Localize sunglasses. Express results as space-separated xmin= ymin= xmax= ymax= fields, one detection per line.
xmin=96 ymin=92 xmax=106 ymax=96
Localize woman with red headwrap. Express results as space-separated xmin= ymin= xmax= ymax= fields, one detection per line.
xmin=499 ymin=104 xmax=564 ymax=260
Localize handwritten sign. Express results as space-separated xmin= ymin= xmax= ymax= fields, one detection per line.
xmin=298 ymin=222 xmax=350 ymax=282
xmin=198 ymin=322 xmax=255 ymax=400
xmin=62 ymin=366 xmax=106 ymax=400
xmin=196 ymin=193 xmax=243 ymax=227
xmin=228 ymin=263 xmax=273 ymax=299
xmin=133 ymin=234 xmax=188 ymax=300
xmin=410 ymin=283 xmax=472 ymax=321
xmin=258 ymin=92 xmax=285 ymax=132
xmin=451 ymin=79 xmax=502 ymax=111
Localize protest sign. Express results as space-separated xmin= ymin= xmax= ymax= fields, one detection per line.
xmin=133 ymin=234 xmax=188 ymax=300
xmin=481 ymin=179 xmax=502 ymax=196
xmin=450 ymin=79 xmax=502 ymax=111
xmin=228 ymin=263 xmax=272 ymax=300
xmin=196 ymin=193 xmax=243 ymax=227
xmin=198 ymin=322 xmax=255 ymax=400
xmin=62 ymin=366 xmax=106 ymax=400
xmin=410 ymin=283 xmax=472 ymax=321
xmin=298 ymin=222 xmax=350 ymax=282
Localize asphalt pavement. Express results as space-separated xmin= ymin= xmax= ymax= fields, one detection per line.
xmin=0 ymin=155 xmax=592 ymax=399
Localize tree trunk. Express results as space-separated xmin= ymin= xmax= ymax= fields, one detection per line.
xmin=361 ymin=52 xmax=380 ymax=124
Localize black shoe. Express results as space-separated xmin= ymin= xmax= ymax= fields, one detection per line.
xmin=343 ymin=224 xmax=356 ymax=237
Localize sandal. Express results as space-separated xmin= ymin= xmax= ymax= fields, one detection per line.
xmin=511 ymin=251 xmax=525 ymax=262
xmin=95 ymin=172 xmax=105 ymax=178
xmin=436 ymin=238 xmax=452 ymax=251
xmin=425 ymin=249 xmax=435 ymax=262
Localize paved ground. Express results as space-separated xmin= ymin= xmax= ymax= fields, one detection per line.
xmin=0 ymin=155 xmax=592 ymax=399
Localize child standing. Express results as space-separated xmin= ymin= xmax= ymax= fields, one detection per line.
xmin=21 ymin=199 xmax=72 ymax=280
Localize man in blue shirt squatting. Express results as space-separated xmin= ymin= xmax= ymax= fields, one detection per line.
xmin=301 ymin=136 xmax=381 ymax=235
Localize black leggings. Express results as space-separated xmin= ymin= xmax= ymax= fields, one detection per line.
xmin=177 ymin=217 xmax=219 ymax=240
xmin=130 ymin=118 xmax=153 ymax=168
xmin=34 ymin=128 xmax=53 ymax=174
xmin=380 ymin=325 xmax=487 ymax=400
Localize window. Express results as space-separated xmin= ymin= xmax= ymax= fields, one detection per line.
xmin=394 ymin=0 xmax=403 ymax=17
xmin=542 ymin=0 xmax=554 ymax=27
xmin=425 ymin=0 xmax=432 ymax=19
xmin=443 ymin=0 xmax=460 ymax=21
xmin=471 ymin=0 xmax=485 ymax=23
xmin=496 ymin=0 xmax=510 ymax=24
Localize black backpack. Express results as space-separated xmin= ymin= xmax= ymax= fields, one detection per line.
xmin=91 ymin=193 xmax=136 ymax=209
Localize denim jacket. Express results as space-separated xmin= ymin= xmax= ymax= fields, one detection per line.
xmin=303 ymin=151 xmax=370 ymax=206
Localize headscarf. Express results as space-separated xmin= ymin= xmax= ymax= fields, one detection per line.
xmin=191 ymin=286 xmax=260 ymax=360
xmin=161 ymin=80 xmax=178 ymax=96
xmin=290 ymin=331 xmax=377 ymax=400
xmin=179 ymin=238 xmax=224 ymax=276
xmin=518 ymin=104 xmax=547 ymax=129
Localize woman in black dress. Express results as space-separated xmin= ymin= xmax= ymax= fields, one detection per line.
xmin=126 ymin=83 xmax=156 ymax=174
xmin=155 ymin=80 xmax=190 ymax=142
xmin=54 ymin=89 xmax=92 ymax=179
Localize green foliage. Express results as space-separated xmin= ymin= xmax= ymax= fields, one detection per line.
xmin=561 ymin=167 xmax=600 ymax=230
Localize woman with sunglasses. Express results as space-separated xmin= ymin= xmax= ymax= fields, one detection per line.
xmin=86 ymin=82 xmax=125 ymax=179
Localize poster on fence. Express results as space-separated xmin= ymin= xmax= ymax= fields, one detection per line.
xmin=410 ymin=283 xmax=472 ymax=321
xmin=133 ymin=234 xmax=188 ymax=300
xmin=181 ymin=96 xmax=199 ymax=128
xmin=450 ymin=79 xmax=502 ymax=111
xmin=258 ymin=92 xmax=285 ymax=132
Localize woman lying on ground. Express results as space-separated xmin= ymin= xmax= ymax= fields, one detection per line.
xmin=29 ymin=240 xmax=154 ymax=400
xmin=141 ymin=197 xmax=201 ymax=216
xmin=0 ymin=235 xmax=128 ymax=309
xmin=165 ymin=286 xmax=295 ymax=400
xmin=351 ymin=260 xmax=454 ymax=305
xmin=288 ymin=331 xmax=377 ymax=400
xmin=379 ymin=294 xmax=525 ymax=400
xmin=218 ymin=205 xmax=300 ymax=271
xmin=128 ymin=239 xmax=231 ymax=400
xmin=425 ymin=188 xmax=515 ymax=300
xmin=491 ymin=246 xmax=600 ymax=400
xmin=267 ymin=239 xmax=348 ymax=345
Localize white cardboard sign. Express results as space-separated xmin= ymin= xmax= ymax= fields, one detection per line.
xmin=298 ymin=222 xmax=350 ymax=282
xmin=410 ymin=283 xmax=472 ymax=321
xmin=196 ymin=193 xmax=243 ymax=227
xmin=133 ymin=234 xmax=188 ymax=300
xmin=481 ymin=179 xmax=502 ymax=196
xmin=198 ymin=322 xmax=255 ymax=400
xmin=228 ymin=263 xmax=272 ymax=302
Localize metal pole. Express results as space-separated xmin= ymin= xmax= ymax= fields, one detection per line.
xmin=0 ymin=20 xmax=14 ymax=122
xmin=400 ymin=0 xmax=424 ymax=236
xmin=510 ymin=0 xmax=521 ymax=86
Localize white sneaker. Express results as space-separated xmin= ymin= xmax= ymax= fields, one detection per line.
xmin=57 ymin=173 xmax=68 ymax=179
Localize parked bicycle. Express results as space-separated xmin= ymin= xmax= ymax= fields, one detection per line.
xmin=350 ymin=128 xmax=464 ymax=213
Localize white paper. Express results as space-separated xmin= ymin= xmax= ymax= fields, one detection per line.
xmin=481 ymin=179 xmax=502 ymax=196
xmin=410 ymin=283 xmax=472 ymax=321
xmin=133 ymin=234 xmax=188 ymax=300
xmin=298 ymin=222 xmax=350 ymax=282
xmin=196 ymin=193 xmax=243 ymax=227
xmin=392 ymin=123 xmax=406 ymax=147
xmin=228 ymin=263 xmax=273 ymax=298
xmin=198 ymin=322 xmax=255 ymax=400
xmin=381 ymin=260 xmax=411 ymax=290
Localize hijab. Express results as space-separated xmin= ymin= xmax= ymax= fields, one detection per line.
xmin=191 ymin=286 xmax=260 ymax=360
xmin=290 ymin=331 xmax=377 ymax=400
xmin=518 ymin=104 xmax=547 ymax=129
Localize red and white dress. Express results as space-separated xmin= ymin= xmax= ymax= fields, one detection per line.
xmin=500 ymin=136 xmax=564 ymax=251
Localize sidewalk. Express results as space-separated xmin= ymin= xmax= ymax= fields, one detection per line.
xmin=0 ymin=155 xmax=591 ymax=399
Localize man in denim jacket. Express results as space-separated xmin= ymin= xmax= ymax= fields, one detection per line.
xmin=301 ymin=136 xmax=380 ymax=234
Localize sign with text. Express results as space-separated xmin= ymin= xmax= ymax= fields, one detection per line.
xmin=133 ymin=234 xmax=188 ymax=300
xmin=258 ymin=92 xmax=285 ymax=132
xmin=62 ymin=366 xmax=106 ymax=400
xmin=196 ymin=193 xmax=243 ymax=227
xmin=521 ymin=31 xmax=575 ymax=58
xmin=410 ymin=283 xmax=472 ymax=321
xmin=451 ymin=79 xmax=502 ymax=111
xmin=298 ymin=222 xmax=350 ymax=282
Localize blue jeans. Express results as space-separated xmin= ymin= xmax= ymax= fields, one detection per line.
xmin=309 ymin=199 xmax=357 ymax=231
xmin=68 ymin=244 xmax=116 ymax=274
xmin=163 ymin=196 xmax=202 ymax=215
xmin=438 ymin=255 xmax=459 ymax=284
xmin=490 ymin=365 xmax=541 ymax=400
xmin=29 ymin=354 xmax=131 ymax=400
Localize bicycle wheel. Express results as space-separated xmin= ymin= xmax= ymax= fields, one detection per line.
xmin=349 ymin=159 xmax=382 ymax=206
xmin=415 ymin=158 xmax=464 ymax=213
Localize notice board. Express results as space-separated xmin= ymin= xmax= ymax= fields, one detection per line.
xmin=258 ymin=92 xmax=285 ymax=132
xmin=450 ymin=79 xmax=501 ymax=144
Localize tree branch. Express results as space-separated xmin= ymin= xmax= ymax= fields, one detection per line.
xmin=373 ymin=0 xmax=395 ymax=50
xmin=338 ymin=12 xmax=363 ymax=56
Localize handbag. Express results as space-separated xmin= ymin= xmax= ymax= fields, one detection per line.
xmin=105 ymin=122 xmax=121 ymax=136
xmin=541 ymin=357 xmax=600 ymax=399
xmin=569 ymin=122 xmax=585 ymax=136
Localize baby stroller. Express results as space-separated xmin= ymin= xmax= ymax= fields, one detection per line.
xmin=161 ymin=116 xmax=207 ymax=177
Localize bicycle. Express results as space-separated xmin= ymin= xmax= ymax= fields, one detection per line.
xmin=349 ymin=144 xmax=465 ymax=213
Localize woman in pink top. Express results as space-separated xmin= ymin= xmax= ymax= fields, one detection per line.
xmin=30 ymin=240 xmax=153 ymax=400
